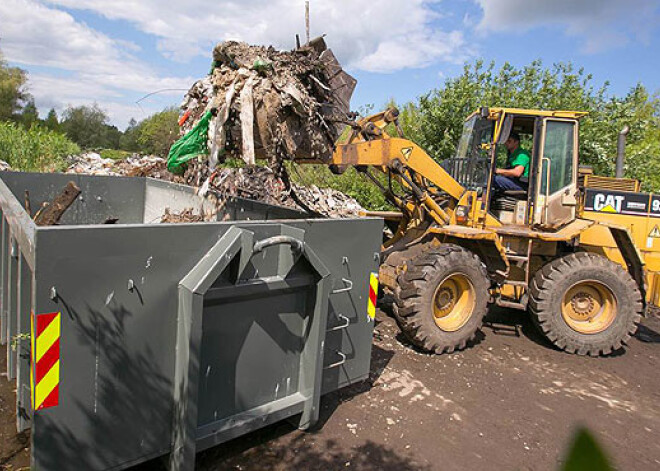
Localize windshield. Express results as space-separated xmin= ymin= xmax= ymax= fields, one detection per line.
xmin=455 ymin=116 xmax=494 ymax=160
xmin=455 ymin=116 xmax=477 ymax=160
xmin=444 ymin=116 xmax=494 ymax=192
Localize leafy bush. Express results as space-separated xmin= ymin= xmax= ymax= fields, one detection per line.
xmin=137 ymin=108 xmax=179 ymax=157
xmin=0 ymin=121 xmax=79 ymax=171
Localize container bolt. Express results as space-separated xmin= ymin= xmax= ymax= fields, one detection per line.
xmin=49 ymin=287 xmax=58 ymax=301
xmin=128 ymin=279 xmax=135 ymax=292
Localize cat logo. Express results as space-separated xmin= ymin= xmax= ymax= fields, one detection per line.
xmin=593 ymin=193 xmax=624 ymax=213
xmin=401 ymin=147 xmax=413 ymax=161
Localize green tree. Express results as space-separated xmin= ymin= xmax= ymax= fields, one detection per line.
xmin=44 ymin=108 xmax=60 ymax=131
xmin=137 ymin=107 xmax=179 ymax=156
xmin=19 ymin=98 xmax=40 ymax=128
xmin=60 ymin=103 xmax=115 ymax=149
xmin=104 ymin=124 xmax=122 ymax=149
xmin=119 ymin=117 xmax=140 ymax=152
xmin=0 ymin=51 xmax=30 ymax=121
xmin=400 ymin=59 xmax=660 ymax=188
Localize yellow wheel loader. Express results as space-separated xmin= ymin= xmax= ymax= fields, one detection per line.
xmin=299 ymin=107 xmax=655 ymax=356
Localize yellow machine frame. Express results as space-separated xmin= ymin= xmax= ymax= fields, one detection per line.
xmin=307 ymin=107 xmax=652 ymax=308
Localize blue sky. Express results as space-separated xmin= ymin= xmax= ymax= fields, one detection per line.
xmin=1 ymin=0 xmax=659 ymax=129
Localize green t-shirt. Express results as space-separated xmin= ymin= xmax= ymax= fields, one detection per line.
xmin=506 ymin=147 xmax=531 ymax=177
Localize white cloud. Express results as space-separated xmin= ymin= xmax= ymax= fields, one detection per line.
xmin=1 ymin=0 xmax=473 ymax=127
xmin=475 ymin=0 xmax=659 ymax=53
xmin=26 ymin=75 xmax=168 ymax=126
xmin=42 ymin=0 xmax=470 ymax=72
xmin=0 ymin=0 xmax=192 ymax=127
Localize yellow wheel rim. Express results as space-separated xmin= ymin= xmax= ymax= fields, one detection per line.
xmin=561 ymin=281 xmax=617 ymax=334
xmin=432 ymin=273 xmax=476 ymax=332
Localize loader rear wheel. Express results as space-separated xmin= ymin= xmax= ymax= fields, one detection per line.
xmin=393 ymin=244 xmax=489 ymax=354
xmin=529 ymin=252 xmax=643 ymax=356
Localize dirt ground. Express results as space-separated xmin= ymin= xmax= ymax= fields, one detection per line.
xmin=2 ymin=307 xmax=660 ymax=471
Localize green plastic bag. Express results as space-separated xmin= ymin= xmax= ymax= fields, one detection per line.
xmin=167 ymin=110 xmax=213 ymax=174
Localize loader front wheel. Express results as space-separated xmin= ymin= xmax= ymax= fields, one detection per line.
xmin=393 ymin=244 xmax=489 ymax=354
xmin=529 ymin=252 xmax=643 ymax=356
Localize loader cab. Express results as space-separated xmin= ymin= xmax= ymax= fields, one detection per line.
xmin=449 ymin=108 xmax=585 ymax=230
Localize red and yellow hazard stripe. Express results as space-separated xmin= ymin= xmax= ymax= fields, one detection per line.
xmin=30 ymin=312 xmax=61 ymax=411
xmin=367 ymin=272 xmax=378 ymax=320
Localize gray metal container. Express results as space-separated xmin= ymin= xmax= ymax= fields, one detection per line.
xmin=0 ymin=172 xmax=382 ymax=471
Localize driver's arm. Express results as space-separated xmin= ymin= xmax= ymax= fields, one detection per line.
xmin=496 ymin=165 xmax=525 ymax=178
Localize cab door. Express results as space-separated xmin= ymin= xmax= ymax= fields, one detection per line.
xmin=532 ymin=118 xmax=578 ymax=228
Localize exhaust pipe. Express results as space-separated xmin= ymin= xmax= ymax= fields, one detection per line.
xmin=616 ymin=125 xmax=630 ymax=178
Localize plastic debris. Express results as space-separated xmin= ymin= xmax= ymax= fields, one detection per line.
xmin=167 ymin=110 xmax=213 ymax=174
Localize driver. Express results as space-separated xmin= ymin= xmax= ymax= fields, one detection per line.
xmin=493 ymin=132 xmax=530 ymax=191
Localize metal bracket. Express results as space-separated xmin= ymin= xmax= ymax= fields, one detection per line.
xmin=324 ymin=350 xmax=346 ymax=369
xmin=331 ymin=278 xmax=353 ymax=294
xmin=328 ymin=314 xmax=350 ymax=331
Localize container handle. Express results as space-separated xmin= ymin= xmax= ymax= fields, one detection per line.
xmin=324 ymin=350 xmax=347 ymax=369
xmin=253 ymin=235 xmax=303 ymax=256
xmin=331 ymin=277 xmax=353 ymax=294
xmin=328 ymin=314 xmax=350 ymax=331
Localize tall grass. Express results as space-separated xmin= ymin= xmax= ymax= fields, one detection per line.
xmin=0 ymin=122 xmax=80 ymax=172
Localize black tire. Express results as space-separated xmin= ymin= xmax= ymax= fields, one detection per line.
xmin=529 ymin=252 xmax=643 ymax=356
xmin=392 ymin=244 xmax=489 ymax=354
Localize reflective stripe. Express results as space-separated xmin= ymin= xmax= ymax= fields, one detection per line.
xmin=36 ymin=313 xmax=60 ymax=363
xmin=30 ymin=312 xmax=35 ymax=409
xmin=35 ymin=360 xmax=59 ymax=410
xmin=32 ymin=312 xmax=61 ymax=411
xmin=367 ymin=272 xmax=378 ymax=320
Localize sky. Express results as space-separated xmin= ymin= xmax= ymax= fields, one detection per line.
xmin=1 ymin=0 xmax=659 ymax=130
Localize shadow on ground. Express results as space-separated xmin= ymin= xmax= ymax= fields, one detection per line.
xmin=195 ymin=433 xmax=430 ymax=471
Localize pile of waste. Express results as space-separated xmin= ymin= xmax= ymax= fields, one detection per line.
xmin=170 ymin=38 xmax=356 ymax=173
xmin=59 ymin=39 xmax=363 ymax=219
xmin=67 ymin=153 xmax=121 ymax=175
xmin=64 ymin=153 xmax=363 ymax=218
xmin=67 ymin=153 xmax=169 ymax=178
xmin=198 ymin=166 xmax=362 ymax=218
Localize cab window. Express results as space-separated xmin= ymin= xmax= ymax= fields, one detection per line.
xmin=541 ymin=121 xmax=575 ymax=195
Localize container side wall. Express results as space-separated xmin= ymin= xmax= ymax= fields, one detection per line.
xmin=6 ymin=235 xmax=17 ymax=380
xmin=0 ymin=217 xmax=6 ymax=346
xmin=143 ymin=179 xmax=216 ymax=224
xmin=31 ymin=223 xmax=225 ymax=470
xmin=2 ymin=172 xmax=146 ymax=225
xmin=16 ymin=252 xmax=33 ymax=431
